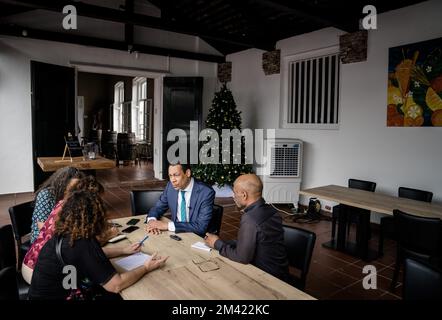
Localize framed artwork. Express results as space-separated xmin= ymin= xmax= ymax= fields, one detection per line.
xmin=387 ymin=37 xmax=442 ymax=127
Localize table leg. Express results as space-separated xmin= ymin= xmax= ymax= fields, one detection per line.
xmin=322 ymin=204 xmax=348 ymax=251
xmin=336 ymin=204 xmax=348 ymax=250
xmin=322 ymin=206 xmax=378 ymax=262
xmin=355 ymin=212 xmax=371 ymax=261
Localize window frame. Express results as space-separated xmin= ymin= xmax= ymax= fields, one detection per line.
xmin=132 ymin=77 xmax=153 ymax=142
xmin=280 ymin=45 xmax=341 ymax=130
xmin=113 ymin=81 xmax=124 ymax=133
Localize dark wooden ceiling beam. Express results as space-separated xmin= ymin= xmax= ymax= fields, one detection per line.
xmin=185 ymin=1 xmax=229 ymax=22
xmin=1 ymin=0 xmax=267 ymax=50
xmin=227 ymin=0 xmax=276 ymax=48
xmin=209 ymin=12 xmax=244 ymax=31
xmin=250 ymin=0 xmax=359 ymax=33
xmin=0 ymin=3 xmax=32 ymax=17
xmin=196 ymin=6 xmax=238 ymax=26
xmin=124 ymin=0 xmax=134 ymax=49
xmin=148 ymin=0 xmax=273 ymax=51
xmin=0 ymin=24 xmax=225 ymax=63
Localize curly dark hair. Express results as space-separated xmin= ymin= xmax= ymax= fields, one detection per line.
xmin=55 ymin=190 xmax=107 ymax=246
xmin=71 ymin=175 xmax=104 ymax=195
xmin=36 ymin=167 xmax=84 ymax=203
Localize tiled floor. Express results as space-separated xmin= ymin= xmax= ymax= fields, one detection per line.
xmin=0 ymin=163 xmax=403 ymax=300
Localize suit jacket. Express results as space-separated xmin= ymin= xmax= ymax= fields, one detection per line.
xmin=147 ymin=179 xmax=215 ymax=237
xmin=214 ymin=198 xmax=289 ymax=282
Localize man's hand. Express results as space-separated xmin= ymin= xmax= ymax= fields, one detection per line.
xmin=204 ymin=233 xmax=219 ymax=248
xmin=145 ymin=220 xmax=168 ymax=234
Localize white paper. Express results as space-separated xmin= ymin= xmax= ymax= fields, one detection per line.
xmin=108 ymin=234 xmax=127 ymax=243
xmin=191 ymin=241 xmax=212 ymax=252
xmin=114 ymin=252 xmax=151 ymax=271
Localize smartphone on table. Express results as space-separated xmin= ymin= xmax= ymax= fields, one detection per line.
xmin=170 ymin=234 xmax=182 ymax=241
xmin=121 ymin=226 xmax=139 ymax=233
xmin=126 ymin=218 xmax=140 ymax=225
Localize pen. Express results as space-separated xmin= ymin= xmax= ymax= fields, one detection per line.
xmin=138 ymin=234 xmax=149 ymax=246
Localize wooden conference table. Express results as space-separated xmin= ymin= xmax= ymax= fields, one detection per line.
xmin=106 ymin=215 xmax=315 ymax=300
xmin=300 ymin=185 xmax=442 ymax=261
xmin=37 ymin=156 xmax=115 ymax=172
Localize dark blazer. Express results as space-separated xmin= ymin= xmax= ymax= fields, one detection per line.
xmin=214 ymin=198 xmax=289 ymax=282
xmin=147 ymin=179 xmax=215 ymax=237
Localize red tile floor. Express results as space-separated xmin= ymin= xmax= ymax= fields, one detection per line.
xmin=0 ymin=162 xmax=403 ymax=300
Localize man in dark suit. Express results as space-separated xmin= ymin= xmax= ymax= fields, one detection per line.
xmin=145 ymin=163 xmax=215 ymax=237
xmin=204 ymin=174 xmax=289 ymax=282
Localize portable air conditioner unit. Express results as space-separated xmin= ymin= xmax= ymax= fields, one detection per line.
xmin=259 ymin=138 xmax=303 ymax=206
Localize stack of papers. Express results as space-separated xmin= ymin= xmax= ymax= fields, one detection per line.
xmin=114 ymin=252 xmax=151 ymax=271
xmin=191 ymin=241 xmax=212 ymax=252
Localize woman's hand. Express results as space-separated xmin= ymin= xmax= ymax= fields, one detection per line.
xmin=144 ymin=252 xmax=168 ymax=272
xmin=107 ymin=226 xmax=119 ymax=239
xmin=97 ymin=226 xmax=120 ymax=246
xmin=123 ymin=242 xmax=142 ymax=255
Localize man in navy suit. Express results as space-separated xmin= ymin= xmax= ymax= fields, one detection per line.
xmin=145 ymin=163 xmax=215 ymax=237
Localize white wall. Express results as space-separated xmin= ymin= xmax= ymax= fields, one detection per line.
xmin=0 ymin=36 xmax=217 ymax=194
xmin=0 ymin=41 xmax=34 ymax=193
xmin=227 ymin=0 xmax=442 ymax=219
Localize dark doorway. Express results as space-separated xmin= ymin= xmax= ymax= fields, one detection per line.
xmin=31 ymin=61 xmax=75 ymax=189
xmin=162 ymin=77 xmax=203 ymax=179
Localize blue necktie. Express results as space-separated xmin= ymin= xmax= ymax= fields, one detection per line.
xmin=180 ymin=190 xmax=186 ymax=222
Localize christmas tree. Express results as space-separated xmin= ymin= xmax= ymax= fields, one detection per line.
xmin=192 ymin=84 xmax=253 ymax=186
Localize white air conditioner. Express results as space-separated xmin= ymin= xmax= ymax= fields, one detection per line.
xmin=258 ymin=138 xmax=303 ymax=206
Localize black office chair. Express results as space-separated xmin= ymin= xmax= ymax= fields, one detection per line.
xmin=206 ymin=204 xmax=224 ymax=235
xmin=378 ymin=187 xmax=433 ymax=256
xmin=0 ymin=224 xmax=29 ymax=300
xmin=130 ymin=190 xmax=164 ymax=216
xmin=391 ymin=209 xmax=442 ymax=290
xmin=0 ymin=225 xmax=16 ymax=270
xmin=0 ymin=266 xmax=19 ymax=300
xmin=331 ymin=179 xmax=376 ymax=240
xmin=403 ymin=258 xmax=442 ymax=300
xmin=8 ymin=201 xmax=34 ymax=268
xmin=283 ymin=225 xmax=316 ymax=290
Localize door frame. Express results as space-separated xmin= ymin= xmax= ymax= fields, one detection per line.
xmin=31 ymin=60 xmax=77 ymax=189
xmin=71 ymin=63 xmax=168 ymax=179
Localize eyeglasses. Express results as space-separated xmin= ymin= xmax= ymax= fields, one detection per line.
xmin=192 ymin=257 xmax=220 ymax=272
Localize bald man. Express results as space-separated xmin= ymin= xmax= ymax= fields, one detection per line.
xmin=205 ymin=174 xmax=289 ymax=282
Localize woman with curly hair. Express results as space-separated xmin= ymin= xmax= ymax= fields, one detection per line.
xmin=28 ymin=190 xmax=168 ymax=300
xmin=22 ymin=175 xmax=114 ymax=284
xmin=30 ymin=167 xmax=83 ymax=243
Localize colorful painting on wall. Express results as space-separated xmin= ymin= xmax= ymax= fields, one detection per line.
xmin=387 ymin=37 xmax=442 ymax=127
